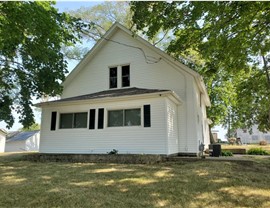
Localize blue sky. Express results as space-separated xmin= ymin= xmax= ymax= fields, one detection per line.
xmin=55 ymin=1 xmax=101 ymax=12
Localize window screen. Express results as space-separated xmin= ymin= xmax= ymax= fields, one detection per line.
xmin=108 ymin=110 xmax=124 ymax=127
xmin=60 ymin=113 xmax=73 ymax=129
xmin=125 ymin=109 xmax=141 ymax=126
xmin=74 ymin=113 xmax=87 ymax=128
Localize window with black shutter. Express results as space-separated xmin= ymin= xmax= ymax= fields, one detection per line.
xmin=98 ymin=108 xmax=104 ymax=129
xmin=89 ymin=109 xmax=95 ymax=130
xmin=144 ymin=105 xmax=151 ymax=127
xmin=50 ymin=111 xmax=57 ymax=131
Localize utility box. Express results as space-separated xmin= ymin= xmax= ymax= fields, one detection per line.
xmin=209 ymin=144 xmax=221 ymax=157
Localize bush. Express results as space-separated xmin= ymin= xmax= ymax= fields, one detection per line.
xmin=107 ymin=149 xmax=118 ymax=155
xmin=228 ymin=137 xmax=236 ymax=145
xmin=259 ymin=140 xmax=268 ymax=146
xmin=247 ymin=148 xmax=269 ymax=155
xmin=221 ymin=150 xmax=233 ymax=157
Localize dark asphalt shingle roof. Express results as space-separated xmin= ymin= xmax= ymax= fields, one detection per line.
xmin=39 ymin=87 xmax=170 ymax=105
xmin=7 ymin=130 xmax=40 ymax=142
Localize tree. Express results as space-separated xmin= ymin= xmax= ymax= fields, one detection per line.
xmin=19 ymin=123 xmax=40 ymax=131
xmin=63 ymin=1 xmax=171 ymax=60
xmin=130 ymin=1 xmax=270 ymax=131
xmin=0 ymin=1 xmax=88 ymax=128
xmin=63 ymin=2 xmax=132 ymax=60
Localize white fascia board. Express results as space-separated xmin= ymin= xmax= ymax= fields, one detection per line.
xmin=35 ymin=91 xmax=182 ymax=108
xmin=0 ymin=129 xmax=7 ymax=135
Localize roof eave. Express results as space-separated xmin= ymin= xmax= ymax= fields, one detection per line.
xmin=35 ymin=91 xmax=183 ymax=108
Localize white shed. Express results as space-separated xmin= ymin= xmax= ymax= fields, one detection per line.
xmin=0 ymin=129 xmax=7 ymax=153
xmin=5 ymin=130 xmax=40 ymax=152
xmin=36 ymin=23 xmax=211 ymax=156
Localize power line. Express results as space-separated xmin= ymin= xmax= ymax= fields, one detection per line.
xmin=102 ymin=37 xmax=162 ymax=64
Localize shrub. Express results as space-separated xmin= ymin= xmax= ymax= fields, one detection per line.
xmin=247 ymin=148 xmax=269 ymax=155
xmin=259 ymin=140 xmax=268 ymax=146
xmin=221 ymin=150 xmax=233 ymax=157
xmin=107 ymin=149 xmax=118 ymax=155
xmin=228 ymin=137 xmax=236 ymax=145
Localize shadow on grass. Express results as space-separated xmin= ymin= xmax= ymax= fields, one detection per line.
xmin=0 ymin=154 xmax=270 ymax=207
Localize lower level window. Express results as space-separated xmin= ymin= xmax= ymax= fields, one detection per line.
xmin=108 ymin=109 xmax=141 ymax=127
xmin=60 ymin=112 xmax=87 ymax=129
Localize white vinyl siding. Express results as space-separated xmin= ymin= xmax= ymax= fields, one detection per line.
xmin=40 ymin=97 xmax=169 ymax=154
xmin=166 ymin=98 xmax=178 ymax=154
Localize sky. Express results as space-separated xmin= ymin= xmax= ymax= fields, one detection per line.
xmin=0 ymin=1 xmax=228 ymax=140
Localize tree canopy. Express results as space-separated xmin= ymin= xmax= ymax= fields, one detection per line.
xmin=131 ymin=1 xmax=270 ymax=133
xmin=63 ymin=1 xmax=132 ymax=60
xmin=0 ymin=1 xmax=87 ymax=128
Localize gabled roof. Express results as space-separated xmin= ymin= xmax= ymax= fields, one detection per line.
xmin=36 ymin=87 xmax=182 ymax=107
xmin=62 ymin=22 xmax=210 ymax=106
xmin=6 ymin=130 xmax=40 ymax=142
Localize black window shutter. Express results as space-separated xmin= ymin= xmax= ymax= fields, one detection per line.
xmin=144 ymin=105 xmax=151 ymax=127
xmin=98 ymin=108 xmax=104 ymax=129
xmin=50 ymin=111 xmax=57 ymax=131
xmin=89 ymin=109 xmax=96 ymax=130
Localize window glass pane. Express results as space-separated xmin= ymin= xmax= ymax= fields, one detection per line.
xmin=60 ymin=113 xmax=73 ymax=129
xmin=108 ymin=110 xmax=123 ymax=127
xmin=110 ymin=67 xmax=117 ymax=88
xmin=125 ymin=109 xmax=141 ymax=126
xmin=122 ymin=65 xmax=130 ymax=87
xmin=74 ymin=112 xmax=87 ymax=128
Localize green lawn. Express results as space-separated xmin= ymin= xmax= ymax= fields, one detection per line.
xmin=0 ymin=153 xmax=270 ymax=208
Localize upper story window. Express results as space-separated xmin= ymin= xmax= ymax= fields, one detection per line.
xmin=109 ymin=67 xmax=117 ymax=89
xmin=122 ymin=65 xmax=130 ymax=87
xmin=109 ymin=65 xmax=130 ymax=89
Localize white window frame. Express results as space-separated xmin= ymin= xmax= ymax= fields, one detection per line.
xmin=106 ymin=107 xmax=142 ymax=128
xmin=108 ymin=64 xmax=130 ymax=89
xmin=59 ymin=111 xmax=88 ymax=129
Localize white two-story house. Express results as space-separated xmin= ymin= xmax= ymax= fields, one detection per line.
xmin=36 ymin=23 xmax=211 ymax=156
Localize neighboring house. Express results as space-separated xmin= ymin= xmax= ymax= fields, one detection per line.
xmin=0 ymin=129 xmax=7 ymax=153
xmin=211 ymin=130 xmax=219 ymax=143
xmin=36 ymin=23 xmax=211 ymax=156
xmin=237 ymin=125 xmax=270 ymax=144
xmin=5 ymin=130 xmax=40 ymax=152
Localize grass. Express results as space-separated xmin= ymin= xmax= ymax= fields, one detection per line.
xmin=1 ymin=153 xmax=270 ymax=207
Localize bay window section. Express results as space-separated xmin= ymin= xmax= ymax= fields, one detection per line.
xmin=60 ymin=112 xmax=87 ymax=129
xmin=108 ymin=108 xmax=141 ymax=127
